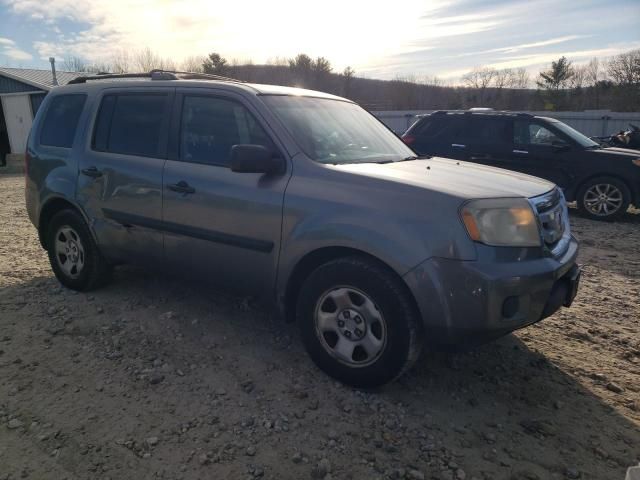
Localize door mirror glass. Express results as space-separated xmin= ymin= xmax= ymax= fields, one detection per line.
xmin=230 ymin=144 xmax=284 ymax=174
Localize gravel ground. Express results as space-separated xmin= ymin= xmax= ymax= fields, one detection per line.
xmin=0 ymin=173 xmax=639 ymax=480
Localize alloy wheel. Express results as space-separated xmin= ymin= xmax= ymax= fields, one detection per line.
xmin=583 ymin=183 xmax=624 ymax=217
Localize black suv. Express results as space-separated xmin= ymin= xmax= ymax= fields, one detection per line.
xmin=402 ymin=110 xmax=640 ymax=220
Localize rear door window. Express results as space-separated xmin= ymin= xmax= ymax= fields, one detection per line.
xmin=40 ymin=94 xmax=86 ymax=148
xmin=467 ymin=116 xmax=512 ymax=145
xmin=179 ymin=95 xmax=274 ymax=167
xmin=92 ymin=93 xmax=169 ymax=157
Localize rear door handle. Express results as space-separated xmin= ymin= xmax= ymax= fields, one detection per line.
xmin=81 ymin=166 xmax=103 ymax=178
xmin=513 ymin=149 xmax=529 ymax=154
xmin=452 ymin=144 xmax=466 ymax=148
xmin=167 ymin=181 xmax=195 ymax=194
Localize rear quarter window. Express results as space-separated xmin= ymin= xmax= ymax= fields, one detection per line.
xmin=39 ymin=94 xmax=87 ymax=148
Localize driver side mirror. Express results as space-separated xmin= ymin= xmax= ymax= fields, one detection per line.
xmin=230 ymin=144 xmax=285 ymax=175
xmin=552 ymin=140 xmax=571 ymax=153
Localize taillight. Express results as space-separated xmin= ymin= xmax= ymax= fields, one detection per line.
xmin=401 ymin=134 xmax=415 ymax=145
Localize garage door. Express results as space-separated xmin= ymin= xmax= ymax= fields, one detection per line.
xmin=1 ymin=94 xmax=33 ymax=153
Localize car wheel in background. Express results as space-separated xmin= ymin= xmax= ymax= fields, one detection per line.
xmin=577 ymin=176 xmax=630 ymax=221
xmin=296 ymin=256 xmax=422 ymax=388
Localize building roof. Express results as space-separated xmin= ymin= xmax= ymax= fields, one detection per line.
xmin=0 ymin=67 xmax=84 ymax=91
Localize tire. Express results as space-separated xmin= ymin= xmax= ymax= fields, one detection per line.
xmin=46 ymin=209 xmax=112 ymax=291
xmin=296 ymin=256 xmax=422 ymax=388
xmin=577 ymin=176 xmax=631 ymax=221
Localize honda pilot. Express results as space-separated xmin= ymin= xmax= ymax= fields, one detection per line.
xmin=25 ymin=71 xmax=580 ymax=387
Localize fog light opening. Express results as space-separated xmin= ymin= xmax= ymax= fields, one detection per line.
xmin=502 ymin=296 xmax=520 ymax=319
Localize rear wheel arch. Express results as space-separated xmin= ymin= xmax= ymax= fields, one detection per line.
xmin=38 ymin=197 xmax=90 ymax=249
xmin=283 ymin=246 xmax=421 ymax=324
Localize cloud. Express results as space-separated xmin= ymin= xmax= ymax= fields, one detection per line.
xmin=1 ymin=0 xmax=638 ymax=79
xmin=0 ymin=36 xmax=32 ymax=61
xmin=3 ymin=0 xmax=501 ymax=70
xmin=464 ymin=35 xmax=589 ymax=56
xmin=3 ymin=46 xmax=33 ymax=60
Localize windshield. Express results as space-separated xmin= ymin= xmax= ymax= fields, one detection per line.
xmin=549 ymin=120 xmax=600 ymax=148
xmin=262 ymin=95 xmax=416 ymax=164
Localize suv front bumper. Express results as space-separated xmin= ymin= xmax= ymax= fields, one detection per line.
xmin=403 ymin=236 xmax=580 ymax=346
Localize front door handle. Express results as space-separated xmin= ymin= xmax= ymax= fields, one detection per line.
xmin=513 ymin=149 xmax=529 ymax=154
xmin=81 ymin=166 xmax=103 ymax=178
xmin=452 ymin=144 xmax=466 ymax=148
xmin=167 ymin=181 xmax=195 ymax=194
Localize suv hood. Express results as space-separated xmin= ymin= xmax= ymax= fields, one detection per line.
xmin=334 ymin=157 xmax=555 ymax=200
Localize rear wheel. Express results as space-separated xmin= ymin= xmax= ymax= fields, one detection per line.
xmin=46 ymin=209 xmax=111 ymax=291
xmin=296 ymin=257 xmax=422 ymax=388
xmin=577 ymin=176 xmax=630 ymax=221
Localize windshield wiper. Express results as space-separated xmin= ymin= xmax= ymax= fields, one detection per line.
xmin=401 ymin=155 xmax=431 ymax=161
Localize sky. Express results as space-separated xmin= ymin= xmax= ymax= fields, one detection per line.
xmin=0 ymin=0 xmax=639 ymax=82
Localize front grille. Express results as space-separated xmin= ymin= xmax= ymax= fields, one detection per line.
xmin=530 ymin=188 xmax=569 ymax=256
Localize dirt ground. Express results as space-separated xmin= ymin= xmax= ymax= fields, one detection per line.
xmin=0 ymin=173 xmax=638 ymax=480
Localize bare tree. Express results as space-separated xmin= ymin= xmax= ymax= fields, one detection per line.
xmin=85 ymin=62 xmax=113 ymax=74
xmin=62 ymin=56 xmax=87 ymax=72
xmin=422 ymin=75 xmax=445 ymax=86
xmin=585 ymin=58 xmax=602 ymax=86
xmin=266 ymin=56 xmax=289 ymax=66
xmin=110 ymin=50 xmax=130 ymax=74
xmin=607 ymin=49 xmax=640 ymax=85
xmin=494 ymin=69 xmax=513 ymax=90
xmin=179 ymin=55 xmax=205 ymax=73
xmin=570 ymin=65 xmax=587 ymax=89
xmin=512 ymin=68 xmax=530 ymax=89
xmin=462 ymin=67 xmax=497 ymax=104
xmin=342 ymin=66 xmax=355 ymax=97
xmin=585 ymin=58 xmax=604 ymax=108
xmin=133 ymin=47 xmax=166 ymax=72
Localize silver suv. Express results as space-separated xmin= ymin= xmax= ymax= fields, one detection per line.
xmin=25 ymin=71 xmax=580 ymax=387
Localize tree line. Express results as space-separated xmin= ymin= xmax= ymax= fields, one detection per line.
xmin=61 ymin=48 xmax=640 ymax=112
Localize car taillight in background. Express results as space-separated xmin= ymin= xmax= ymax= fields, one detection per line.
xmin=401 ymin=134 xmax=415 ymax=146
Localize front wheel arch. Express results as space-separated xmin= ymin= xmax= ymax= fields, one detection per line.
xmin=283 ymin=247 xmax=421 ymax=325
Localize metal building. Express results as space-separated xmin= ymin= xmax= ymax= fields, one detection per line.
xmin=0 ymin=66 xmax=82 ymax=164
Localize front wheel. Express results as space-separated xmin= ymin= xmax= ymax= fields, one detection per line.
xmin=296 ymin=257 xmax=422 ymax=388
xmin=577 ymin=176 xmax=630 ymax=221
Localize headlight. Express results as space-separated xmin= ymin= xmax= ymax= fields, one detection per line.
xmin=461 ymin=198 xmax=541 ymax=247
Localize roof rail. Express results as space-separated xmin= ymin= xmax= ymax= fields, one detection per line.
xmin=163 ymin=70 xmax=245 ymax=83
xmin=67 ymin=69 xmax=244 ymax=85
